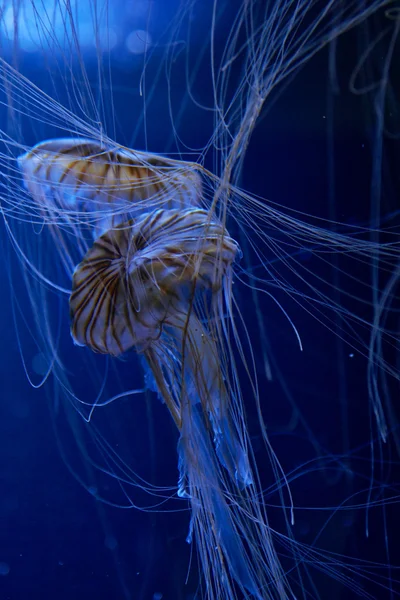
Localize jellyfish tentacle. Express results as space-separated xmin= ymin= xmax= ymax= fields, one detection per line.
xmin=178 ymin=400 xmax=264 ymax=599
xmin=146 ymin=321 xmax=266 ymax=598
xmin=168 ymin=311 xmax=253 ymax=489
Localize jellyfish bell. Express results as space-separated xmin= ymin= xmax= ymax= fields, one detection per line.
xmin=70 ymin=207 xmax=239 ymax=356
xmin=18 ymin=137 xmax=204 ymax=241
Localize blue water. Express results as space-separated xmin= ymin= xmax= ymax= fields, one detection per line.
xmin=0 ymin=4 xmax=399 ymax=600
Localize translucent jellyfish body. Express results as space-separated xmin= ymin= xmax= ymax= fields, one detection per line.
xmin=18 ymin=138 xmax=203 ymax=239
xmin=70 ymin=208 xmax=239 ymax=354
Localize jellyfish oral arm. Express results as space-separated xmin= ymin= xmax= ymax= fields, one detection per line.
xmin=164 ymin=312 xmax=253 ymax=488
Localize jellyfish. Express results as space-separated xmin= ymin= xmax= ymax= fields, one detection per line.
xmin=18 ymin=138 xmax=203 ymax=233
xmin=18 ymin=137 xmax=289 ymax=598
xmin=0 ymin=0 xmax=399 ymax=599
xmin=69 ymin=206 xmax=269 ymax=597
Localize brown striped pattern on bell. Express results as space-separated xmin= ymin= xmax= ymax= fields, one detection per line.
xmin=18 ymin=138 xmax=203 ymax=222
xmin=69 ymin=208 xmax=239 ymax=356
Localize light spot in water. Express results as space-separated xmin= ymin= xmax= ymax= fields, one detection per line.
xmin=126 ymin=29 xmax=152 ymax=54
xmin=153 ymin=593 xmax=163 ymax=600
xmin=0 ymin=562 xmax=10 ymax=576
